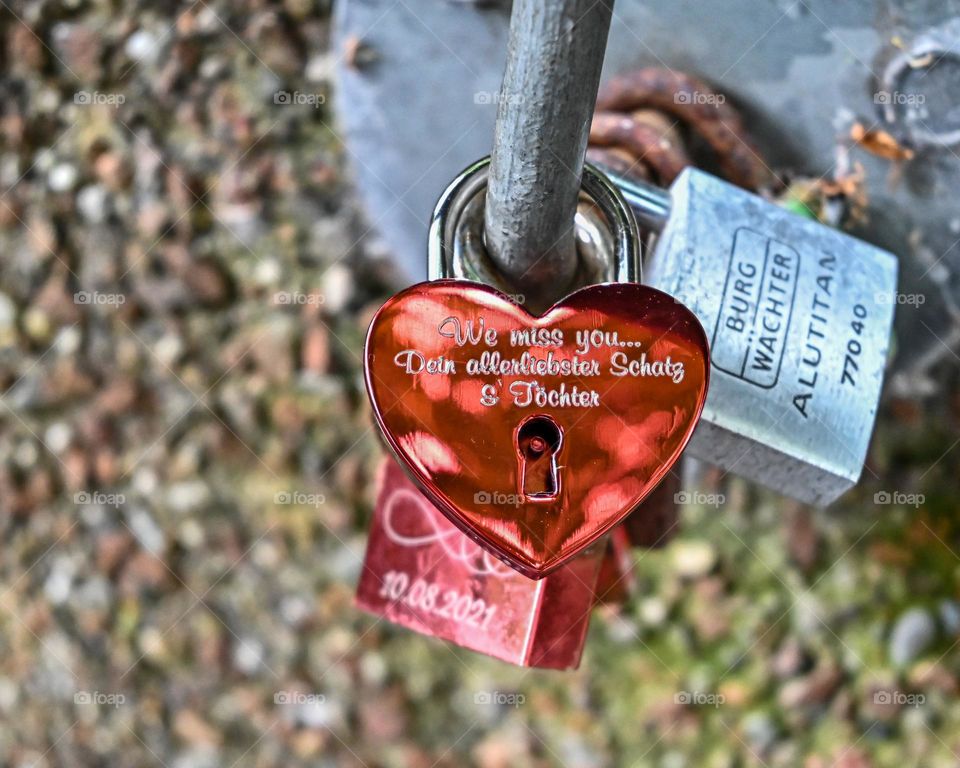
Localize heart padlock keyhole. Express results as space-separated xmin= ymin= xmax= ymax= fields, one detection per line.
xmin=516 ymin=415 xmax=564 ymax=501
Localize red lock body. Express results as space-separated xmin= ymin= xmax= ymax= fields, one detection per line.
xmin=364 ymin=280 xmax=709 ymax=578
xmin=356 ymin=459 xmax=602 ymax=669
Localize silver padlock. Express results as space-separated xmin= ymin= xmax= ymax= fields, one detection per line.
xmin=602 ymin=166 xmax=898 ymax=506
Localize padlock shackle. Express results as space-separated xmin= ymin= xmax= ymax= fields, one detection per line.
xmin=428 ymin=156 xmax=640 ymax=287
xmin=589 ymin=164 xmax=673 ymax=232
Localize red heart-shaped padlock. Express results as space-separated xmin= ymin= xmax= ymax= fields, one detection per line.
xmin=364 ymin=280 xmax=709 ymax=578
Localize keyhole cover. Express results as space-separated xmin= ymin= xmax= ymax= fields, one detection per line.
xmin=516 ymin=415 xmax=564 ymax=500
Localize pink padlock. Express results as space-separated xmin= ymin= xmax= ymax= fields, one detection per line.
xmin=356 ymin=459 xmax=603 ymax=669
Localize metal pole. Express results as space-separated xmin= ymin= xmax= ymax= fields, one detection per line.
xmin=484 ymin=0 xmax=614 ymax=304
